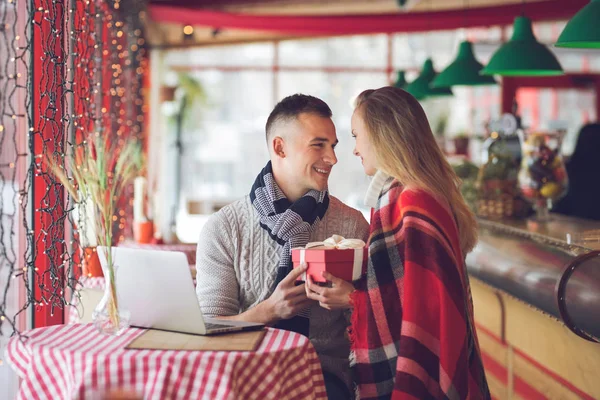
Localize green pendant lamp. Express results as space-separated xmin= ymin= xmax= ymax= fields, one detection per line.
xmin=404 ymin=59 xmax=453 ymax=100
xmin=555 ymin=0 xmax=600 ymax=48
xmin=394 ymin=70 xmax=408 ymax=89
xmin=432 ymin=41 xmax=497 ymax=88
xmin=481 ymin=16 xmax=563 ymax=76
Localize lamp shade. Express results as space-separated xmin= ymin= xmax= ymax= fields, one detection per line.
xmin=555 ymin=0 xmax=600 ymax=48
xmin=432 ymin=41 xmax=497 ymax=88
xmin=404 ymin=59 xmax=453 ymax=100
xmin=394 ymin=70 xmax=407 ymax=88
xmin=481 ymin=16 xmax=563 ymax=76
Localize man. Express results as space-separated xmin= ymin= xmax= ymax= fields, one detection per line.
xmin=196 ymin=94 xmax=369 ymax=399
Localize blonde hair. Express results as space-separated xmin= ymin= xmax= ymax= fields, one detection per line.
xmin=355 ymin=87 xmax=477 ymax=255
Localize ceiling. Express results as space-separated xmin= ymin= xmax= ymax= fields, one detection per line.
xmin=144 ymin=0 xmax=556 ymax=48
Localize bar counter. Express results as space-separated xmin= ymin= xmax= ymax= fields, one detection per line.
xmin=466 ymin=214 xmax=600 ymax=399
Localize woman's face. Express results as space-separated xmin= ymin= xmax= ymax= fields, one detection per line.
xmin=351 ymin=109 xmax=378 ymax=176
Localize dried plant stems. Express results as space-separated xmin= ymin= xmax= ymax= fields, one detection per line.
xmin=46 ymin=133 xmax=143 ymax=329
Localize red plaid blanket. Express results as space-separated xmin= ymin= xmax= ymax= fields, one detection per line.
xmin=350 ymin=179 xmax=490 ymax=399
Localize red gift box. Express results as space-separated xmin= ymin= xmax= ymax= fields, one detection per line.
xmin=292 ymin=246 xmax=367 ymax=283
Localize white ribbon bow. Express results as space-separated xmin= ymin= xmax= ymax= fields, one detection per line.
xmin=305 ymin=234 xmax=366 ymax=249
xmin=296 ymin=235 xmax=366 ymax=281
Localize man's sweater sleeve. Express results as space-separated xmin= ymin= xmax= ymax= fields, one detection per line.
xmin=195 ymin=211 xmax=240 ymax=317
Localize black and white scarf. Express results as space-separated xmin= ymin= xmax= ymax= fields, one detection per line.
xmin=250 ymin=161 xmax=329 ymax=336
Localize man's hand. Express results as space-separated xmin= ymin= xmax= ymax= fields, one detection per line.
xmin=215 ymin=264 xmax=314 ymax=326
xmin=305 ymin=271 xmax=355 ymax=311
xmin=265 ymin=264 xmax=314 ymax=321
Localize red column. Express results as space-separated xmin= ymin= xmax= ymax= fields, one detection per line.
xmin=32 ymin=0 xmax=65 ymax=327
xmin=501 ymin=77 xmax=517 ymax=115
xmin=68 ymin=0 xmax=98 ymax=281
xmin=272 ymin=40 xmax=279 ymax=105
xmin=386 ymin=34 xmax=393 ymax=85
xmin=141 ymin=49 xmax=151 ymax=154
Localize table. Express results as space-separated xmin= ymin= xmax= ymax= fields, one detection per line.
xmin=5 ymin=324 xmax=327 ymax=400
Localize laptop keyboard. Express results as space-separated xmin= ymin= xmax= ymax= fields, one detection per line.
xmin=204 ymin=322 xmax=233 ymax=331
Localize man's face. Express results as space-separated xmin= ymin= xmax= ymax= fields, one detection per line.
xmin=276 ymin=113 xmax=338 ymax=196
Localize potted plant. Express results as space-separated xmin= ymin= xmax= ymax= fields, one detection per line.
xmin=451 ymin=159 xmax=480 ymax=213
xmin=162 ymin=73 xmax=207 ymax=242
xmin=453 ymin=132 xmax=471 ymax=156
xmin=433 ymin=112 xmax=448 ymax=152
xmin=46 ymin=132 xmax=143 ymax=334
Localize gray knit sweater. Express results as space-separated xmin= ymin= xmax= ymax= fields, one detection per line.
xmin=195 ymin=194 xmax=369 ymax=388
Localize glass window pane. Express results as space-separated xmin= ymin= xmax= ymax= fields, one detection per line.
xmin=165 ymin=42 xmax=275 ymax=67
xmin=393 ymin=30 xmax=458 ymax=71
xmin=279 ymin=35 xmax=388 ymax=68
xmin=173 ymin=70 xmax=273 ymax=241
xmin=182 ymin=70 xmax=273 ymax=201
xmin=392 ymin=33 xmax=416 ymax=70
xmin=514 ymin=88 xmax=596 ymax=155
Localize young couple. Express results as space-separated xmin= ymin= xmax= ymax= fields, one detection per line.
xmin=196 ymin=88 xmax=490 ymax=400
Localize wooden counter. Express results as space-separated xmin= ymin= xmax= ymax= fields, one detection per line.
xmin=481 ymin=214 xmax=600 ymax=250
xmin=467 ymin=215 xmax=600 ymax=399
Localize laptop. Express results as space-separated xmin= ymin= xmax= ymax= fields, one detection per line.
xmin=96 ymin=246 xmax=264 ymax=335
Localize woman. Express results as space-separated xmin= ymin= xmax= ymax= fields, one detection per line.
xmin=305 ymin=87 xmax=490 ymax=399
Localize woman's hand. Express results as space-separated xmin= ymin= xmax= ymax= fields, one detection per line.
xmin=305 ymin=270 xmax=355 ymax=310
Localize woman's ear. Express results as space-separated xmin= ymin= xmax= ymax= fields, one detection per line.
xmin=272 ymin=136 xmax=285 ymax=158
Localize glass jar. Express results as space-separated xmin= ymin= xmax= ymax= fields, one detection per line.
xmin=517 ymin=131 xmax=569 ymax=221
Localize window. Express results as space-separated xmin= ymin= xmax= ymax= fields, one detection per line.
xmin=0 ymin=5 xmax=28 ymax=397
xmin=157 ymin=24 xmax=600 ymax=241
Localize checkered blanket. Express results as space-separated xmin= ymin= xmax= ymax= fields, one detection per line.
xmin=350 ymin=178 xmax=490 ymax=399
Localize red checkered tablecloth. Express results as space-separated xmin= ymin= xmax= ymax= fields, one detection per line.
xmin=5 ymin=324 xmax=327 ymax=400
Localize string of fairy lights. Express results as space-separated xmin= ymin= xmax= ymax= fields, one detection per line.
xmin=0 ymin=0 xmax=147 ymax=364
xmin=0 ymin=0 xmax=28 ymax=361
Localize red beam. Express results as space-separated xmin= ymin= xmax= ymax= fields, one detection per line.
xmin=148 ymin=0 xmax=588 ymax=35
xmin=504 ymin=74 xmax=600 ymax=90
xmin=32 ymin=0 xmax=65 ymax=327
xmin=169 ymin=65 xmax=417 ymax=74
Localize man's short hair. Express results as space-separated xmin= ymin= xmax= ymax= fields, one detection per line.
xmin=265 ymin=94 xmax=332 ymax=142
